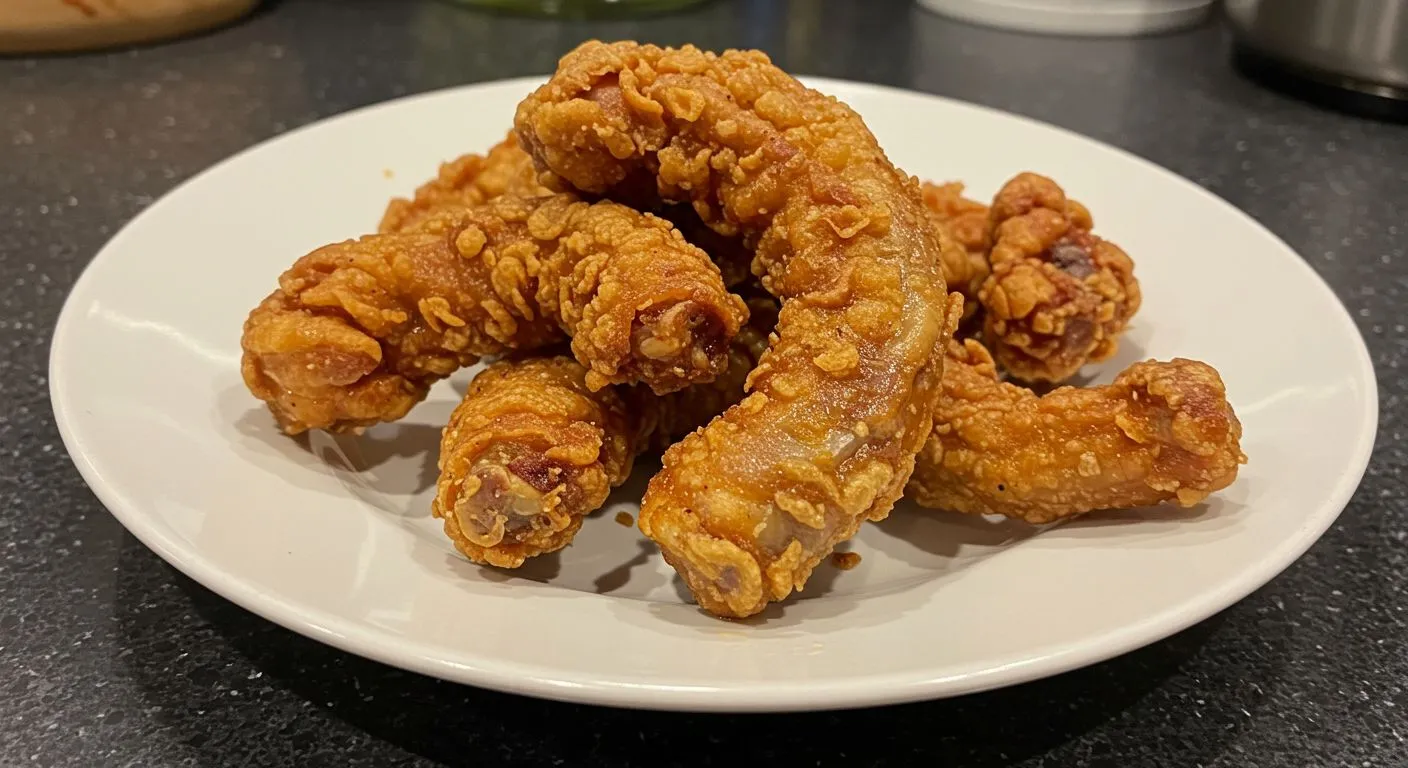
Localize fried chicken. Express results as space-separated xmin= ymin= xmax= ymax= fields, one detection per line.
xmin=979 ymin=172 xmax=1141 ymax=383
xmin=378 ymin=132 xmax=559 ymax=234
xmin=435 ymin=304 xmax=774 ymax=567
xmin=433 ymin=355 xmax=640 ymax=568
xmin=907 ymin=333 xmax=1245 ymax=523
xmin=921 ymin=181 xmax=991 ymax=316
xmin=639 ymin=294 xmax=776 ymax=449
xmin=516 ymin=41 xmax=951 ymax=618
xmin=395 ymin=135 xmax=982 ymax=302
xmin=654 ymin=203 xmax=756 ymax=290
xmin=241 ymin=193 xmax=747 ymax=434
xmin=440 ymin=281 xmax=1239 ymax=566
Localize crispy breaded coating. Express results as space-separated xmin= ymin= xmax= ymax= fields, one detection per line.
xmin=241 ymin=194 xmax=747 ymax=434
xmin=922 ymin=181 xmax=992 ymax=258
xmin=516 ymin=41 xmax=951 ymax=618
xmin=979 ymin=172 xmax=1141 ymax=383
xmin=378 ymin=133 xmax=559 ymax=234
xmin=637 ymin=295 xmax=775 ymax=449
xmin=437 ymin=287 xmax=1242 ymax=565
xmin=389 ymin=135 xmax=968 ymax=299
xmin=435 ymin=309 xmax=774 ymax=567
xmin=920 ymin=181 xmax=991 ymax=310
xmin=907 ymin=335 xmax=1245 ymax=523
xmin=656 ymin=203 xmax=755 ymax=290
xmin=433 ymin=355 xmax=640 ymax=568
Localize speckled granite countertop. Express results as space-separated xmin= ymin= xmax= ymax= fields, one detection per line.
xmin=2 ymin=1 xmax=1404 ymax=765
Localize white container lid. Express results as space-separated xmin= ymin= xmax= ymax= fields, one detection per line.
xmin=917 ymin=0 xmax=1214 ymax=37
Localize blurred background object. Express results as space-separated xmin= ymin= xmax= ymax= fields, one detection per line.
xmin=0 ymin=0 xmax=259 ymax=54
xmin=1226 ymin=0 xmax=1408 ymax=121
xmin=441 ymin=0 xmax=710 ymax=19
xmin=915 ymin=0 xmax=1214 ymax=36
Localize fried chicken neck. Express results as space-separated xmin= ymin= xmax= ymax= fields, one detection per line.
xmin=433 ymin=354 xmax=639 ymax=568
xmin=378 ymin=132 xmax=560 ymax=234
xmin=515 ymin=41 xmax=952 ymax=618
xmin=435 ymin=303 xmax=774 ymax=567
xmin=979 ymin=172 xmax=1141 ymax=383
xmin=921 ymin=181 xmax=991 ymax=317
xmin=242 ymin=193 xmax=746 ymax=434
xmin=907 ymin=336 xmax=1245 ymax=522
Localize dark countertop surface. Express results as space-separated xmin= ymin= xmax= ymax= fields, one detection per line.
xmin=2 ymin=1 xmax=1405 ymax=765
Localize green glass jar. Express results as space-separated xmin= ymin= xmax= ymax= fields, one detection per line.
xmin=443 ymin=0 xmax=710 ymax=18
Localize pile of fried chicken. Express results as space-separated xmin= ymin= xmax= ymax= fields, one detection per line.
xmin=240 ymin=41 xmax=1246 ymax=620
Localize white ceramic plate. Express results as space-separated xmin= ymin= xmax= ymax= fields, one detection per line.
xmin=51 ymin=77 xmax=1376 ymax=713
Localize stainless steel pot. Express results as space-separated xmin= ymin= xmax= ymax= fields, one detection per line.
xmin=1226 ymin=0 xmax=1408 ymax=106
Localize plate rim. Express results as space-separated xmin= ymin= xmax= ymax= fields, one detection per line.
xmin=49 ymin=75 xmax=1380 ymax=712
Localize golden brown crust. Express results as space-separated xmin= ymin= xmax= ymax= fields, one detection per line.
xmin=633 ymin=294 xmax=776 ymax=449
xmin=392 ymin=135 xmax=972 ymax=303
xmin=241 ymin=193 xmax=747 ymax=434
xmin=435 ymin=302 xmax=777 ymax=569
xmin=433 ymin=356 xmax=639 ymax=568
xmin=654 ymin=203 xmax=756 ymax=290
xmin=978 ymin=172 xmax=1141 ymax=383
xmin=437 ymin=293 xmax=1244 ymax=563
xmin=907 ymin=337 xmax=1245 ymax=523
xmin=920 ymin=181 xmax=991 ymax=309
xmin=240 ymin=220 xmax=562 ymax=435
xmin=516 ymin=40 xmax=951 ymax=618
xmin=378 ymin=133 xmax=561 ymax=234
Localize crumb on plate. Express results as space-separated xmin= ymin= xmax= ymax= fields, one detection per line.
xmin=831 ymin=552 xmax=862 ymax=570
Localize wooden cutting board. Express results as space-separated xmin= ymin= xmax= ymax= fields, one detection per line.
xmin=0 ymin=0 xmax=260 ymax=54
